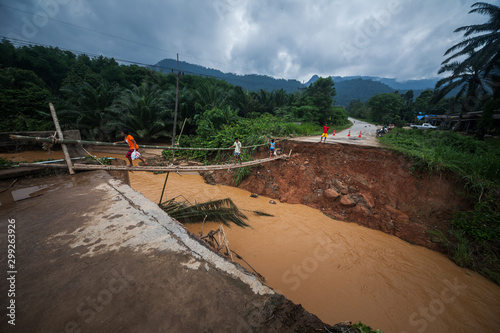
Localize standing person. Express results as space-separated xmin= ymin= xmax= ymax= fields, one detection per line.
xmin=115 ymin=129 xmax=148 ymax=167
xmin=319 ymin=123 xmax=329 ymax=143
xmin=269 ymin=139 xmax=276 ymax=158
xmin=230 ymin=138 xmax=242 ymax=164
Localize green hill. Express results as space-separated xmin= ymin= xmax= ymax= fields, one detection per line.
xmin=152 ymin=58 xmax=434 ymax=105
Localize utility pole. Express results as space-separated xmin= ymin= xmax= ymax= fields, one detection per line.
xmin=172 ymin=53 xmax=180 ymax=147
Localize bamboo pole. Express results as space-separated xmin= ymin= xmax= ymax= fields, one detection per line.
xmin=49 ymin=103 xmax=74 ymax=174
xmin=9 ymin=135 xmax=283 ymax=151
xmin=18 ymin=155 xmax=288 ymax=172
xmin=158 ymin=172 xmax=170 ymax=205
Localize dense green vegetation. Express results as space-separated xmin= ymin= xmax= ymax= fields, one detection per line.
xmin=380 ymin=129 xmax=500 ymax=284
xmin=0 ymin=39 xmax=348 ymax=147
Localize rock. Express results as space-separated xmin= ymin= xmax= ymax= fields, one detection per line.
xmin=360 ymin=193 xmax=375 ymax=208
xmin=352 ymin=204 xmax=372 ymax=216
xmin=250 ymin=193 xmax=258 ymax=198
xmin=384 ymin=205 xmax=410 ymax=222
xmin=348 ymin=186 xmax=358 ymax=193
xmin=269 ymin=200 xmax=277 ymax=204
xmin=201 ymin=172 xmax=216 ymax=185
xmin=340 ymin=195 xmax=357 ymax=207
xmin=324 ymin=189 xmax=340 ymax=199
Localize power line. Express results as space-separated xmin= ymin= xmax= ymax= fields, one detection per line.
xmin=1 ymin=36 xmax=232 ymax=81
xmin=2 ymin=36 xmax=286 ymax=88
xmin=0 ymin=2 xmax=251 ymax=75
xmin=0 ymin=3 xmax=178 ymax=57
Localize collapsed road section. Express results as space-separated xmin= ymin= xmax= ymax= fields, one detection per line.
xmin=0 ymin=170 xmax=352 ymax=332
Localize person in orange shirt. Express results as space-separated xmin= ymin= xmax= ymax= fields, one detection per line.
xmin=115 ymin=129 xmax=148 ymax=167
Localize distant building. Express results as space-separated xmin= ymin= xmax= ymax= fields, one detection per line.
xmin=422 ymin=110 xmax=500 ymax=133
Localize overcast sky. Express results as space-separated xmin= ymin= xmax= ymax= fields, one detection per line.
xmin=0 ymin=0 xmax=490 ymax=83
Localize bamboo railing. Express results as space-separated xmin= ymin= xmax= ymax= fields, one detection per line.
xmin=18 ymin=155 xmax=288 ymax=172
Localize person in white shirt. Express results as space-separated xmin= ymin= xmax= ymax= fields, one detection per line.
xmin=230 ymin=138 xmax=242 ymax=164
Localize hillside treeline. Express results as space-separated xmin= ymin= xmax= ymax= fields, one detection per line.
xmin=0 ymin=39 xmax=347 ymax=145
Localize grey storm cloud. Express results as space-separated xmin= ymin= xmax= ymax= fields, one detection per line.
xmin=0 ymin=0 xmax=488 ymax=82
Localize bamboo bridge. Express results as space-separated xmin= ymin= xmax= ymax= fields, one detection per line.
xmin=10 ymin=134 xmax=289 ymax=173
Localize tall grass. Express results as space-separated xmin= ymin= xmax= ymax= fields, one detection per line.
xmin=379 ymin=129 xmax=500 ymax=189
xmin=379 ymin=128 xmax=500 ymax=284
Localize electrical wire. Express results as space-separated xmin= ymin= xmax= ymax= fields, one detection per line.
xmin=0 ymin=2 xmax=250 ymax=75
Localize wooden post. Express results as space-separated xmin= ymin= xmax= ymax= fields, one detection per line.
xmin=49 ymin=103 xmax=75 ymax=175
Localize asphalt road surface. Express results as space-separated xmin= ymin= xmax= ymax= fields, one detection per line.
xmin=291 ymin=118 xmax=381 ymax=147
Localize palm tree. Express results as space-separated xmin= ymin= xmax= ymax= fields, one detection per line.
xmin=443 ymin=2 xmax=500 ymax=76
xmin=434 ymin=2 xmax=500 ymax=130
xmin=60 ymin=81 xmax=119 ymax=140
xmin=193 ymin=80 xmax=229 ymax=110
xmin=229 ymin=86 xmax=258 ymax=118
xmin=113 ymin=82 xmax=171 ymax=142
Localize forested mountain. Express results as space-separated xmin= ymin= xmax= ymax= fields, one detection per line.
xmin=334 ymin=78 xmax=396 ymax=106
xmin=307 ymin=75 xmax=438 ymax=91
xmin=153 ymin=59 xmax=304 ymax=93
xmin=154 ymin=59 xmax=437 ymax=106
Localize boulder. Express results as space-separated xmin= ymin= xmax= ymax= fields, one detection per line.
xmin=340 ymin=195 xmax=357 ymax=207
xmin=324 ymin=188 xmax=340 ymax=199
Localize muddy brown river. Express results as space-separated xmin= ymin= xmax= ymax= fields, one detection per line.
xmin=2 ymin=150 xmax=500 ymax=332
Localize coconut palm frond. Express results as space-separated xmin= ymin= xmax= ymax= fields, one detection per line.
xmin=159 ymin=197 xmax=250 ymax=228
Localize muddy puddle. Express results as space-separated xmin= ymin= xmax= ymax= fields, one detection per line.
xmin=2 ymin=150 xmax=500 ymax=332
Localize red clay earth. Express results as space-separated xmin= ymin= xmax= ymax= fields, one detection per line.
xmin=205 ymin=141 xmax=474 ymax=252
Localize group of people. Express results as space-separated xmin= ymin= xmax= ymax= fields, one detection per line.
xmin=119 ymin=124 xmax=342 ymax=167
xmin=230 ymin=138 xmax=277 ymax=164
xmin=117 ymin=130 xmax=278 ymax=167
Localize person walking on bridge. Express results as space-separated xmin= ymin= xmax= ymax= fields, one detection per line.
xmin=319 ymin=123 xmax=329 ymax=143
xmin=115 ymin=129 xmax=148 ymax=167
xmin=230 ymin=138 xmax=242 ymax=164
xmin=269 ymin=139 xmax=276 ymax=158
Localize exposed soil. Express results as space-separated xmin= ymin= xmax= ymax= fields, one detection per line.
xmin=205 ymin=141 xmax=474 ymax=252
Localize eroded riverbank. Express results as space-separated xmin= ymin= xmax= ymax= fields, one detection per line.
xmin=130 ymin=171 xmax=500 ymax=333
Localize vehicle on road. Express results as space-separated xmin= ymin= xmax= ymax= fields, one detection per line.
xmin=377 ymin=127 xmax=388 ymax=137
xmin=410 ymin=123 xmax=438 ymax=130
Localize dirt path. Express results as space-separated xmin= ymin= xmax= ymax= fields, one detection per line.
xmin=0 ymin=171 xmax=351 ymax=332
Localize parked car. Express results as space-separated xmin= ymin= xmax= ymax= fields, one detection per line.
xmin=410 ymin=123 xmax=438 ymax=130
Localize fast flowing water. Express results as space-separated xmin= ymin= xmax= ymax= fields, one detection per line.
xmin=2 ymin=150 xmax=500 ymax=332
xmin=130 ymin=172 xmax=500 ymax=333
